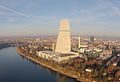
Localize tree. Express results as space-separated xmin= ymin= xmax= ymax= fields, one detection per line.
xmin=107 ymin=65 xmax=116 ymax=75
xmin=115 ymin=71 xmax=120 ymax=81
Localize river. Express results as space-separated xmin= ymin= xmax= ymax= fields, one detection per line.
xmin=0 ymin=47 xmax=78 ymax=82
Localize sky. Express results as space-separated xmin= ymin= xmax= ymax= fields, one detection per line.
xmin=0 ymin=0 xmax=120 ymax=38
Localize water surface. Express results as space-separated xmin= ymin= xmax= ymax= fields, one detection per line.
xmin=0 ymin=47 xmax=78 ymax=82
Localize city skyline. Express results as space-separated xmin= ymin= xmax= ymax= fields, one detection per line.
xmin=0 ymin=0 xmax=120 ymax=82
xmin=0 ymin=0 xmax=120 ymax=37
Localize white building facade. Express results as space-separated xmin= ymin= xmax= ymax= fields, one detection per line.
xmin=37 ymin=51 xmax=80 ymax=62
xmin=55 ymin=19 xmax=71 ymax=53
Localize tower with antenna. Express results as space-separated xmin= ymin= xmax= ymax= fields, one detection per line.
xmin=78 ymin=36 xmax=81 ymax=48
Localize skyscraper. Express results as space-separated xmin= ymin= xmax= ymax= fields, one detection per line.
xmin=55 ymin=19 xmax=71 ymax=53
xmin=90 ymin=36 xmax=94 ymax=42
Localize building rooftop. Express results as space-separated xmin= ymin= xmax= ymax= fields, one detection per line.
xmin=39 ymin=51 xmax=78 ymax=57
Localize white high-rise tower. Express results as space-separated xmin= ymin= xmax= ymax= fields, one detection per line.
xmin=55 ymin=19 xmax=71 ymax=53
xmin=78 ymin=36 xmax=81 ymax=48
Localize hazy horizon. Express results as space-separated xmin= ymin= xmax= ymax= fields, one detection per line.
xmin=0 ymin=35 xmax=120 ymax=40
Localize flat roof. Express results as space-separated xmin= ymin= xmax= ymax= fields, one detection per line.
xmin=38 ymin=51 xmax=78 ymax=57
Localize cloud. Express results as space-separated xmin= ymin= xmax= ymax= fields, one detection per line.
xmin=0 ymin=5 xmax=29 ymax=18
xmin=112 ymin=6 xmax=120 ymax=16
xmin=101 ymin=0 xmax=120 ymax=17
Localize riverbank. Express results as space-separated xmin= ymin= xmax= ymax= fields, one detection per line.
xmin=16 ymin=47 xmax=91 ymax=82
xmin=0 ymin=45 xmax=11 ymax=50
xmin=0 ymin=43 xmax=15 ymax=50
